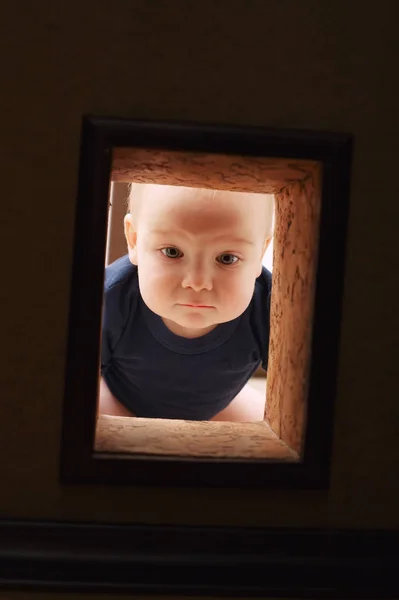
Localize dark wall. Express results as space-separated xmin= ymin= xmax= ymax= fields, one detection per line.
xmin=1 ymin=0 xmax=398 ymax=544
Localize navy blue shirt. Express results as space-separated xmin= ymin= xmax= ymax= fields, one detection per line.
xmin=101 ymin=254 xmax=272 ymax=420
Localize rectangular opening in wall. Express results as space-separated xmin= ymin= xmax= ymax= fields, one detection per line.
xmin=60 ymin=117 xmax=352 ymax=487
xmin=96 ymin=147 xmax=319 ymax=462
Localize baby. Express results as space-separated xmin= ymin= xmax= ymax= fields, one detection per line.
xmin=99 ymin=183 xmax=274 ymax=422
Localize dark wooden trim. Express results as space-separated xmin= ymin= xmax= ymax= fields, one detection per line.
xmin=60 ymin=115 xmax=353 ymax=489
xmin=0 ymin=520 xmax=397 ymax=597
xmin=301 ymin=130 xmax=353 ymax=477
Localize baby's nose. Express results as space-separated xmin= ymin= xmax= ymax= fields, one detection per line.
xmin=182 ymin=268 xmax=213 ymax=291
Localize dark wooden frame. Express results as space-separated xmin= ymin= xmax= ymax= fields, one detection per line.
xmin=60 ymin=116 xmax=352 ymax=488
xmin=1 ymin=519 xmax=397 ymax=598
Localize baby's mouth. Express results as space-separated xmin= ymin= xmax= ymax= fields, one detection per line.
xmin=179 ymin=303 xmax=213 ymax=308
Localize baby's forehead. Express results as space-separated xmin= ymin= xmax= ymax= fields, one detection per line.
xmin=132 ymin=184 xmax=274 ymax=240
xmin=144 ymin=186 xmax=253 ymax=226
xmin=142 ymin=184 xmax=228 ymax=201
xmin=141 ymin=184 xmax=261 ymax=213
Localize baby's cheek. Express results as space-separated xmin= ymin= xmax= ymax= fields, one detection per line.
xmin=138 ymin=274 xmax=159 ymax=305
xmin=224 ymin=287 xmax=251 ymax=318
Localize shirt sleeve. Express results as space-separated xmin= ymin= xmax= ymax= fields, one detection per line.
xmin=100 ymin=256 xmax=138 ymax=374
xmin=251 ymin=266 xmax=272 ymax=371
xmin=100 ymin=283 xmax=122 ymax=372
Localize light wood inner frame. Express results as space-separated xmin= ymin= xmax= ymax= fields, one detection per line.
xmin=95 ymin=147 xmax=321 ymax=460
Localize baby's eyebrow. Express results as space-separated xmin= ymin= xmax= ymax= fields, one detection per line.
xmin=151 ymin=229 xmax=255 ymax=246
xmin=150 ymin=229 xmax=254 ymax=246
xmin=224 ymin=237 xmax=255 ymax=246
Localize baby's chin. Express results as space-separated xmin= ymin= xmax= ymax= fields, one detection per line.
xmin=142 ymin=296 xmax=249 ymax=327
xmin=165 ymin=311 xmax=243 ymax=333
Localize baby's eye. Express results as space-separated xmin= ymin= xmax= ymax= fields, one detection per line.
xmin=161 ymin=247 xmax=183 ymax=259
xmin=217 ymin=253 xmax=239 ymax=266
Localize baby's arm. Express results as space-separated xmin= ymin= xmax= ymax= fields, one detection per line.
xmin=98 ymin=376 xmax=135 ymax=417
xmin=211 ymin=383 xmax=265 ymax=422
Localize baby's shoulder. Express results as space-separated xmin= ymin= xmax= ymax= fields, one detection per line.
xmin=103 ymin=254 xmax=139 ymax=324
xmin=251 ymin=266 xmax=272 ymax=329
xmin=102 ymin=255 xmax=139 ymax=339
xmin=105 ymin=254 xmax=137 ymax=292
xmin=254 ymin=266 xmax=272 ymax=300
xmin=101 ymin=255 xmax=139 ymax=363
xmin=250 ymin=266 xmax=272 ymax=370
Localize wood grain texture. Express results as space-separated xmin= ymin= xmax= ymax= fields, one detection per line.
xmin=94 ymin=415 xmax=299 ymax=460
xmin=266 ymin=173 xmax=321 ymax=454
xmin=111 ymin=147 xmax=318 ymax=194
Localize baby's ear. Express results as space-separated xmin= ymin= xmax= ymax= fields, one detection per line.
xmin=124 ymin=213 xmax=138 ymax=265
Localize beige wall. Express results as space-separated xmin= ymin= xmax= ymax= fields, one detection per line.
xmin=1 ymin=0 xmax=398 ymax=559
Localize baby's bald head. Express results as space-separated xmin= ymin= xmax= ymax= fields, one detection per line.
xmin=127 ymin=183 xmax=274 ymax=243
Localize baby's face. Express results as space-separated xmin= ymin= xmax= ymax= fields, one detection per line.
xmin=125 ymin=185 xmax=270 ymax=338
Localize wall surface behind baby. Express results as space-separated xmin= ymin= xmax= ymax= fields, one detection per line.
xmin=0 ymin=2 xmax=398 ymax=598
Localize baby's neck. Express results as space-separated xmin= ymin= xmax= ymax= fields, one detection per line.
xmin=161 ymin=317 xmax=218 ymax=339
